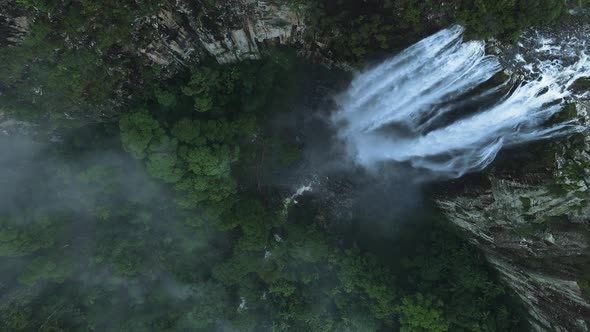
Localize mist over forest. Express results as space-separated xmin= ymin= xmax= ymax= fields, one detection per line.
xmin=1 ymin=1 xmax=590 ymax=331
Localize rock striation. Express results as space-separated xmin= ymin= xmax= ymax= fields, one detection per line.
xmin=0 ymin=1 xmax=30 ymax=46
xmin=141 ymin=0 xmax=307 ymax=66
xmin=439 ymin=19 xmax=590 ymax=331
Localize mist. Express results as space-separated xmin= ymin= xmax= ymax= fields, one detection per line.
xmin=1 ymin=3 xmax=566 ymax=328
xmin=0 ymin=122 xmax=234 ymax=330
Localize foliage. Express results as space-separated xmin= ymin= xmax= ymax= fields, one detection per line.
xmin=118 ymin=54 xmax=297 ymax=205
xmin=180 ymin=55 xmax=296 ymax=115
xmin=397 ymin=293 xmax=449 ymax=332
xmin=0 ymin=213 xmax=60 ymax=257
xmin=394 ymin=221 xmax=521 ymax=331
xmin=120 ymin=110 xmax=247 ymax=204
xmin=0 ymin=1 xmax=162 ymax=118
xmin=18 ymin=256 xmax=70 ymax=285
xmin=154 ymin=87 xmax=178 ymax=109
xmin=457 ymin=0 xmax=569 ymax=39
xmin=295 ymin=0 xmax=580 ymax=63
xmin=181 ymin=66 xmax=241 ymax=113
xmin=0 ymin=92 xmax=526 ymax=332
xmin=119 ymin=110 xmax=166 ymax=159
xmin=15 ymin=0 xmax=162 ymax=51
xmin=0 ymin=5 xmax=531 ymax=330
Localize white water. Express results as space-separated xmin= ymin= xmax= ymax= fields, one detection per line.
xmin=281 ymin=181 xmax=315 ymax=215
xmin=332 ymin=25 xmax=589 ymax=177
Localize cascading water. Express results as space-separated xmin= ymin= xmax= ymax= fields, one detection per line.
xmin=332 ymin=25 xmax=589 ymax=177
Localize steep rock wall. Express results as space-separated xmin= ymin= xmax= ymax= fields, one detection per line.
xmin=438 ymin=163 xmax=590 ymax=331
xmin=0 ymin=1 xmax=30 ymax=46
xmin=439 ymin=19 xmax=590 ymax=331
xmin=141 ymin=0 xmax=311 ymax=66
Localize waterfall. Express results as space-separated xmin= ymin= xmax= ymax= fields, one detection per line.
xmin=332 ymin=25 xmax=589 ymax=177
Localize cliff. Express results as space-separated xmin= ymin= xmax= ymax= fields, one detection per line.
xmin=439 ymin=20 xmax=590 ymax=331
xmin=0 ymin=1 xmax=29 ymax=46
xmin=140 ymin=0 xmax=312 ymax=66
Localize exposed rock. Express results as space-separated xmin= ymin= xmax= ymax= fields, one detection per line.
xmin=0 ymin=0 xmax=30 ymax=46
xmin=439 ymin=20 xmax=590 ymax=331
xmin=438 ymin=162 xmax=590 ymax=329
xmin=141 ymin=9 xmax=201 ymax=66
xmin=141 ymin=0 xmax=308 ymax=66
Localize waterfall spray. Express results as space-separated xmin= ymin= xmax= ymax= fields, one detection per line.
xmin=332 ymin=25 xmax=589 ymax=177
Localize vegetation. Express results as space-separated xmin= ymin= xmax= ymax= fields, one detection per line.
xmin=294 ymin=0 xmax=586 ymax=62
xmin=0 ymin=122 xmax=525 ymax=330
xmin=0 ymin=45 xmax=527 ymax=330
xmin=1 ymin=0 xmax=584 ymax=119
xmin=456 ymin=0 xmax=571 ymax=39
xmin=2 ymin=0 xmax=567 ymax=330
xmin=0 ymin=1 xmax=163 ymax=118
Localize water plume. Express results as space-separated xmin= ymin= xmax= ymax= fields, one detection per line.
xmin=332 ymin=25 xmax=589 ymax=177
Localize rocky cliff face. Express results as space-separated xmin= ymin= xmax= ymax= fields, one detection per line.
xmin=0 ymin=1 xmax=30 ymax=46
xmin=438 ymin=164 xmax=590 ymax=331
xmin=439 ymin=19 xmax=590 ymax=332
xmin=1 ymin=0 xmax=306 ymax=64
xmin=140 ymin=0 xmax=314 ymax=66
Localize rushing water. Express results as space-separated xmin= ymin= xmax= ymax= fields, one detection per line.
xmin=332 ymin=25 xmax=589 ymax=177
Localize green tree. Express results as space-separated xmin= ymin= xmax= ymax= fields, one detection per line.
xmin=182 ymin=66 xmax=240 ymax=113
xmin=18 ymin=256 xmax=70 ymax=285
xmin=171 ymin=118 xmax=204 ymax=145
xmin=0 ymin=214 xmax=59 ymax=257
xmin=120 ymin=112 xmax=244 ymax=204
xmin=176 ymin=282 xmax=231 ymax=329
xmin=154 ymin=87 xmax=178 ymax=108
xmin=397 ymin=293 xmax=449 ymax=332
xmin=146 ymin=152 xmax=185 ymax=183
xmin=119 ymin=110 xmax=165 ymax=159
xmin=0 ymin=303 xmax=32 ymax=331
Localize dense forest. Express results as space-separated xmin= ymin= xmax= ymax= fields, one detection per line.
xmin=1 ymin=0 xmax=589 ymax=331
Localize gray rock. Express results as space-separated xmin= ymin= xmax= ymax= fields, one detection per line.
xmin=439 ymin=20 xmax=590 ymax=330
xmin=141 ymin=0 xmax=308 ymax=66
xmin=0 ymin=0 xmax=30 ymax=46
